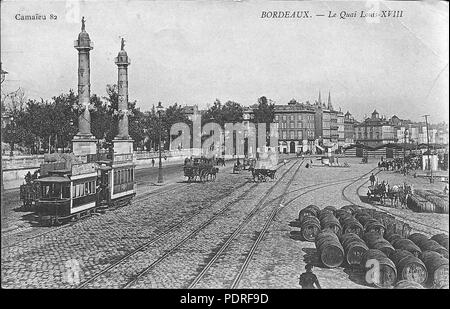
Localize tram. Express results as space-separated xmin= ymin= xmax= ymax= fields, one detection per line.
xmin=21 ymin=152 xmax=136 ymax=226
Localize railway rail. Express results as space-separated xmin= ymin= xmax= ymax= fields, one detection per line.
xmin=76 ymin=160 xmax=295 ymax=288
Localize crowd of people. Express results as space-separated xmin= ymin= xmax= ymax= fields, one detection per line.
xmin=378 ymin=155 xmax=421 ymax=175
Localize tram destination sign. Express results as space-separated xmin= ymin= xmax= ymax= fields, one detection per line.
xmin=71 ymin=162 xmax=98 ymax=176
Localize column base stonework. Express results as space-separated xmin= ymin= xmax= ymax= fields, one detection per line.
xmin=113 ymin=138 xmax=134 ymax=155
xmin=72 ymin=135 xmax=97 ymax=156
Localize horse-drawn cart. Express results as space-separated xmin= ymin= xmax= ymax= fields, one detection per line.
xmin=367 ymin=185 xmax=386 ymax=204
xmin=249 ymin=154 xmax=277 ymax=182
xmin=184 ymin=158 xmax=218 ymax=182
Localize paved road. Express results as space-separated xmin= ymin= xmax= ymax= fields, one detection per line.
xmin=2 ymin=156 xmax=446 ymax=289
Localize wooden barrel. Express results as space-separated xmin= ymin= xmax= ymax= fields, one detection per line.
xmin=341 ymin=218 xmax=364 ymax=237
xmin=396 ymin=254 xmax=428 ymax=284
xmin=340 ymin=233 xmax=368 ymax=266
xmin=315 ymin=230 xmax=344 ymax=268
xmin=335 ymin=209 xmax=352 ymax=220
xmin=361 ymin=249 xmax=397 ymax=288
xmin=391 ymin=239 xmax=422 ymax=257
xmin=390 ymin=249 xmax=414 ymax=265
xmin=420 ymin=251 xmax=449 ymax=288
xmin=409 ymin=233 xmax=429 ymax=245
xmin=340 ymin=233 xmax=363 ymax=248
xmin=298 ymin=206 xmax=318 ymax=223
xmin=364 ymin=232 xmax=395 ymax=257
xmin=413 ymin=239 xmax=449 ymax=258
xmin=324 ymin=206 xmax=337 ymax=214
xmin=318 ymin=209 xmax=334 ymax=221
xmin=394 ymin=280 xmax=425 ymax=289
xmin=340 ymin=205 xmax=359 ymax=214
xmin=300 ymin=216 xmax=321 ymax=242
xmin=430 ymin=234 xmax=449 ymax=251
xmin=306 ymin=204 xmax=321 ymax=214
xmin=385 ymin=233 xmax=403 ymax=244
xmin=319 ymin=214 xmax=342 ymax=235
xmin=364 ymin=221 xmax=386 ymax=236
xmin=372 ymin=239 xmax=395 ymax=257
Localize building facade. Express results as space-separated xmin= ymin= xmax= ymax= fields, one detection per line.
xmin=354 ymin=110 xmax=395 ymax=147
xmin=274 ymin=100 xmax=316 ymax=153
xmin=344 ymin=111 xmax=356 ymax=145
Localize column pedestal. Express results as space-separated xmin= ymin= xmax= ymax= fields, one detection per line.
xmin=72 ymin=135 xmax=97 ymax=156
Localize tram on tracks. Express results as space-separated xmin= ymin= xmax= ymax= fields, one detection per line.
xmin=20 ymin=152 xmax=136 ymax=226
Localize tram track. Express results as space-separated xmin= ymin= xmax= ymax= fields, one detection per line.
xmin=1 ymin=165 xmax=238 ymax=250
xmin=121 ymin=160 xmax=303 ymax=289
xmin=187 ymin=160 xmax=303 ymax=289
xmin=228 ymin=167 xmax=383 ymax=288
xmin=76 ymin=160 xmax=296 ymax=288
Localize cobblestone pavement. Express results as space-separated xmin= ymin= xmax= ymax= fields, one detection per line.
xmin=1 ymin=157 xmax=448 ymax=289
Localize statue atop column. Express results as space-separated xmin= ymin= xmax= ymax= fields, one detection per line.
xmin=81 ymin=16 xmax=86 ymax=31
xmin=121 ymin=38 xmax=125 ymax=50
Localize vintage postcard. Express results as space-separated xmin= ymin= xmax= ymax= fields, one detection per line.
xmin=1 ymin=0 xmax=448 ymax=296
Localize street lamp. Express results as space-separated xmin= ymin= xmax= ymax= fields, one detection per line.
xmin=423 ymin=115 xmax=433 ymax=183
xmin=403 ymin=128 xmax=409 ymax=175
xmin=1 ymin=63 xmax=8 ymax=230
xmin=156 ymin=102 xmax=164 ymax=184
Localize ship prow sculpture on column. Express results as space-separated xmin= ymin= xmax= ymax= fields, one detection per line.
xmin=72 ymin=17 xmax=97 ymax=156
xmin=113 ymin=37 xmax=134 ymax=157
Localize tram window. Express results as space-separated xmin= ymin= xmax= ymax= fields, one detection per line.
xmin=41 ymin=183 xmax=62 ymax=199
xmin=62 ymin=185 xmax=70 ymax=198
xmin=131 ymin=169 xmax=134 ymax=181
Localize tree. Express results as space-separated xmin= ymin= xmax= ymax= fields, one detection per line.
xmin=253 ymin=96 xmax=276 ymax=148
xmin=253 ymin=96 xmax=275 ymax=125
xmin=161 ymin=103 xmax=191 ymax=150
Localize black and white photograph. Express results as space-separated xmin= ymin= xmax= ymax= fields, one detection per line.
xmin=1 ymin=0 xmax=449 ymax=293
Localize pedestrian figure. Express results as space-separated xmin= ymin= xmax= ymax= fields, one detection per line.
xmin=283 ymin=159 xmax=287 ymax=165
xmin=25 ymin=171 xmax=32 ymax=184
xmin=299 ymin=264 xmax=321 ymax=289
xmin=152 ymin=158 xmax=155 ymax=167
xmin=369 ymin=173 xmax=375 ymax=186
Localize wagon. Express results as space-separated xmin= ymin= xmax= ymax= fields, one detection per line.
xmin=250 ymin=168 xmax=276 ymax=182
xmin=242 ymin=158 xmax=256 ymax=170
xmin=184 ymin=158 xmax=218 ymax=182
xmin=367 ymin=185 xmax=385 ymax=204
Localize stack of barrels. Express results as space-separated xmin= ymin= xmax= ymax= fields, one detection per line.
xmin=296 ymin=204 xmax=449 ymax=289
xmin=408 ymin=233 xmax=449 ymax=288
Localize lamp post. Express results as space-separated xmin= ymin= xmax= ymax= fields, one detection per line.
xmin=156 ymin=102 xmax=164 ymax=184
xmin=403 ymin=128 xmax=409 ymax=175
xmin=423 ymin=115 xmax=433 ymax=183
xmin=1 ymin=62 xmax=9 ymax=230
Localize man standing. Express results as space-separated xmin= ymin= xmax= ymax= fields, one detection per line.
xmin=369 ymin=173 xmax=375 ymax=186
xmin=299 ymin=264 xmax=321 ymax=289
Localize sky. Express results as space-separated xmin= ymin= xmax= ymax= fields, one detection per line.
xmin=1 ymin=0 xmax=449 ymax=124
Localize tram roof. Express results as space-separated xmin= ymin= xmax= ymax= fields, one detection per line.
xmin=35 ymin=176 xmax=71 ymax=183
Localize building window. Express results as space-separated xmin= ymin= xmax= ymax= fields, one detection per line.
xmin=282 ymin=131 xmax=287 ymax=139
xmin=282 ymin=115 xmax=286 ymax=121
xmin=290 ymin=122 xmax=295 ymax=129
xmin=275 ymin=115 xmax=279 ymax=121
xmin=297 ymin=122 xmax=302 ymax=128
xmin=290 ymin=131 xmax=295 ymax=139
xmin=298 ymin=130 xmax=303 ymax=139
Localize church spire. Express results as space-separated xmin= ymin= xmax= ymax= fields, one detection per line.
xmin=327 ymin=91 xmax=333 ymax=111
